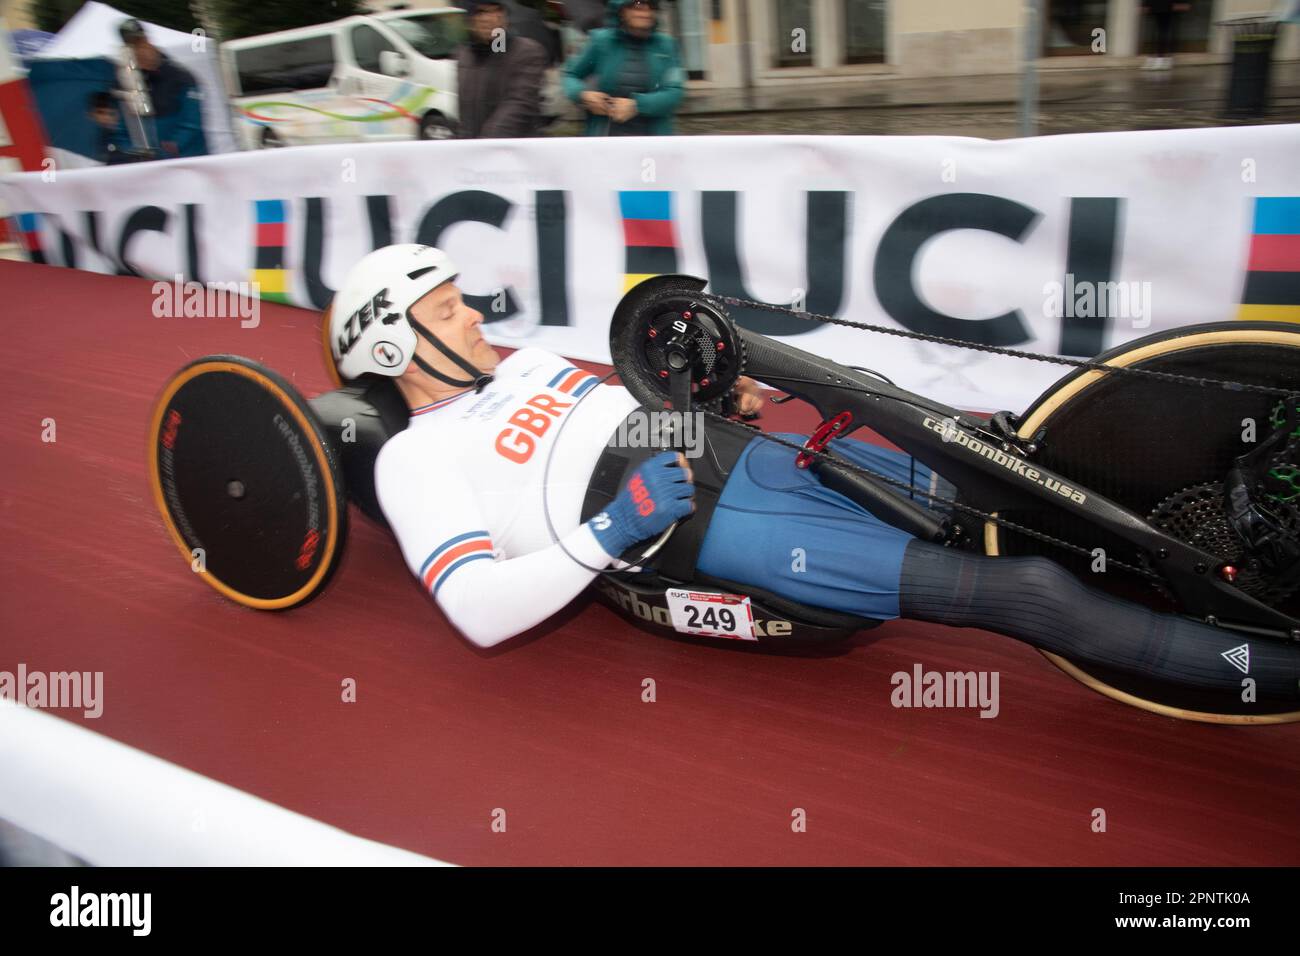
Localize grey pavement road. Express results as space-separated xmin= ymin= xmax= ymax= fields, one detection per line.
xmin=548 ymin=60 xmax=1300 ymax=139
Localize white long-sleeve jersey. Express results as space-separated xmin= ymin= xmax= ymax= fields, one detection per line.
xmin=374 ymin=347 xmax=641 ymax=647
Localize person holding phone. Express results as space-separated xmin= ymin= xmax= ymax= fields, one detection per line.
xmin=562 ymin=0 xmax=684 ymax=136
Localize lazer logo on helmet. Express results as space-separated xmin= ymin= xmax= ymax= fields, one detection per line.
xmin=371 ymin=340 xmax=402 ymax=368
xmin=495 ymin=393 xmax=574 ymax=464
xmin=336 ymin=289 xmax=400 ymax=357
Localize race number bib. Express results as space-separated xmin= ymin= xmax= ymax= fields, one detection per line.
xmin=665 ymin=588 xmax=756 ymax=640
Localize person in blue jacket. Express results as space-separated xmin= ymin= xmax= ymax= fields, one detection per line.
xmin=562 ymin=0 xmax=684 ymax=136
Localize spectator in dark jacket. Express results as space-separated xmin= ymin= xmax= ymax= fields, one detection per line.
xmin=456 ymin=0 xmax=548 ymax=138
xmin=562 ymin=0 xmax=684 ymax=136
xmin=117 ymin=18 xmax=207 ymax=157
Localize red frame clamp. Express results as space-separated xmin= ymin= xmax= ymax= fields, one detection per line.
xmin=795 ymin=411 xmax=853 ymax=469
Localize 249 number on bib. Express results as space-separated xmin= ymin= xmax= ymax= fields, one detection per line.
xmin=665 ymin=588 xmax=756 ymax=641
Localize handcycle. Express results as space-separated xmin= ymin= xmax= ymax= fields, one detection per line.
xmin=148 ymin=275 xmax=1300 ymax=724
xmin=600 ymin=274 xmax=1300 ymax=724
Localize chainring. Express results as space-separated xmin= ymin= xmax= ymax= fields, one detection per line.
xmin=612 ymin=286 xmax=746 ymax=412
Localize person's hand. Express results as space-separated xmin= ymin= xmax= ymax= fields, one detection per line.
xmin=588 ymin=451 xmax=695 ymax=557
xmin=608 ymin=97 xmax=638 ymax=123
xmin=731 ymin=376 xmax=765 ymax=418
xmin=580 ymin=90 xmax=611 ymax=116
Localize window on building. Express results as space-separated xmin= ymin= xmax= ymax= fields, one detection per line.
xmin=843 ymin=0 xmax=886 ymax=64
xmin=1139 ymin=3 xmax=1213 ymax=54
xmin=1043 ymin=0 xmax=1110 ymax=56
xmin=773 ymin=0 xmax=814 ymax=68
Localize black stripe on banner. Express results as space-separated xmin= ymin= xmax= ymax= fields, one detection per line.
xmin=1242 ymin=270 xmax=1300 ymax=305
xmin=302 ymin=197 xmax=334 ymax=309
xmin=255 ymin=245 xmax=285 ymax=270
xmin=626 ymin=245 xmax=677 ymax=276
xmin=1059 ymin=197 xmax=1121 ymax=357
xmin=367 ymin=194 xmax=393 ymax=249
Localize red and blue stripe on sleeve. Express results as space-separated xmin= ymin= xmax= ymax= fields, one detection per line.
xmin=420 ymin=531 xmax=495 ymax=597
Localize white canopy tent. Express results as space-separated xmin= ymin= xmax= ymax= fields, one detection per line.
xmin=33 ymin=0 xmax=236 ymax=153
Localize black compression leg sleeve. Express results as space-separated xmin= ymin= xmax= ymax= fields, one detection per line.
xmin=899 ymin=540 xmax=1300 ymax=703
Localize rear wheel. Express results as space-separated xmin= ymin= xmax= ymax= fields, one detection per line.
xmin=418 ymin=113 xmax=456 ymax=140
xmin=981 ymin=321 xmax=1300 ymax=723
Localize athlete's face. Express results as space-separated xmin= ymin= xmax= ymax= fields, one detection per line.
xmin=407 ymin=280 xmax=500 ymax=384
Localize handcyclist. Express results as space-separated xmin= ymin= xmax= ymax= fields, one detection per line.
xmin=331 ymin=244 xmax=1300 ymax=705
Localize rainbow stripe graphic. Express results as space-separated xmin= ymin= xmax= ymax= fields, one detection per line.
xmin=13 ymin=212 xmax=45 ymax=264
xmin=619 ymin=191 xmax=678 ymax=294
xmin=420 ymin=531 xmax=495 ymax=597
xmin=251 ymin=199 xmax=291 ymax=304
xmin=1240 ymin=197 xmax=1300 ymax=323
xmin=239 ymin=83 xmax=435 ymax=127
xmin=548 ymin=366 xmax=600 ymax=397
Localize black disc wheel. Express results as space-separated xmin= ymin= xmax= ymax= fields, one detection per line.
xmin=982 ymin=321 xmax=1300 ymax=723
xmin=148 ymin=356 xmax=348 ymax=610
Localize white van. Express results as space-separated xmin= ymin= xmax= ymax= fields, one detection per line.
xmin=222 ymin=11 xmax=465 ymax=149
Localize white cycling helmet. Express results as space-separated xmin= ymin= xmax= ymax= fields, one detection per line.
xmin=329 ymin=243 xmax=492 ymax=389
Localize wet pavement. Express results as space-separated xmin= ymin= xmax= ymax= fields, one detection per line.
xmin=548 ymin=59 xmax=1300 ymax=138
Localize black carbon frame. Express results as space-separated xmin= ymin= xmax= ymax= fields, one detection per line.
xmin=732 ymin=325 xmax=1298 ymax=637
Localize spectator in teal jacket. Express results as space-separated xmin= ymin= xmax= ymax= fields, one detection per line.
xmin=562 ymin=0 xmax=684 ymax=136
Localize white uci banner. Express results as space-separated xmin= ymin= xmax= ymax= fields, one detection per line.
xmin=4 ymin=126 xmax=1299 ymax=412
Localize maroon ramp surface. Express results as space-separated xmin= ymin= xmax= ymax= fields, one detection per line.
xmin=1 ymin=260 xmax=1296 ymax=866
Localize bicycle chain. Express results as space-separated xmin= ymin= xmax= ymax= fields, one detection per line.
xmin=703 ymin=293 xmax=1298 ymax=398
xmin=691 ymin=292 xmax=1300 ymax=585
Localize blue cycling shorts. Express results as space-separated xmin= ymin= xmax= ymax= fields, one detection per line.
xmin=695 ymin=434 xmax=952 ymax=620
